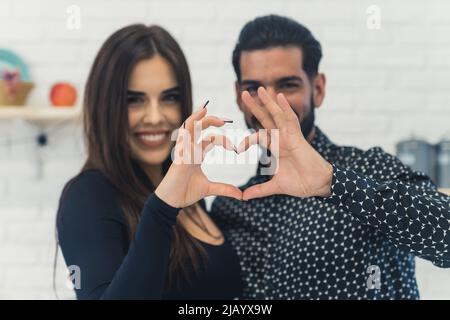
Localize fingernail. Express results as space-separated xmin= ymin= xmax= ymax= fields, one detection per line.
xmin=220 ymin=117 xmax=233 ymax=123
xmin=203 ymin=100 xmax=210 ymax=108
xmin=233 ymin=146 xmax=238 ymax=154
xmin=183 ymin=122 xmax=185 ymax=128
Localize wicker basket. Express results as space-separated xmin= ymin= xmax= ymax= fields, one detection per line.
xmin=0 ymin=80 xmax=34 ymax=106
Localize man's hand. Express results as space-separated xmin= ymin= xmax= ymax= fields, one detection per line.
xmin=237 ymin=87 xmax=333 ymax=201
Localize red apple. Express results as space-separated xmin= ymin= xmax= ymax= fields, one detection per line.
xmin=50 ymin=82 xmax=77 ymax=107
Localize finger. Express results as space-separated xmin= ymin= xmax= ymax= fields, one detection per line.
xmin=276 ymin=93 xmax=303 ymax=136
xmin=200 ymin=116 xmax=232 ymax=131
xmin=276 ymin=93 xmax=300 ymax=120
xmin=201 ymin=134 xmax=236 ymax=156
xmin=207 ymin=182 xmax=243 ymax=200
xmin=184 ymin=102 xmax=208 ymax=131
xmin=173 ymin=126 xmax=189 ymax=150
xmin=241 ymin=90 xmax=276 ymax=129
xmin=236 ymin=131 xmax=271 ymax=153
xmin=257 ymin=87 xmax=286 ymax=127
xmin=172 ymin=130 xmax=190 ymax=164
xmin=194 ymin=116 xmax=233 ymax=150
xmin=242 ymin=180 xmax=278 ymax=200
xmin=202 ymin=134 xmax=235 ymax=151
xmin=182 ymin=107 xmax=208 ymax=145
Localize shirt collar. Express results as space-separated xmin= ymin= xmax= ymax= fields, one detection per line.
xmin=309 ymin=126 xmax=337 ymax=160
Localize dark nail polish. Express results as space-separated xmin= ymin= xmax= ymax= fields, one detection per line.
xmin=203 ymin=100 xmax=210 ymax=108
xmin=220 ymin=117 xmax=233 ymax=123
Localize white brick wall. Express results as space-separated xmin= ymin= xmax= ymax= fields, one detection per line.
xmin=0 ymin=0 xmax=449 ymax=299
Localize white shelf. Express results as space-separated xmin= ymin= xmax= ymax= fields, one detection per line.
xmin=0 ymin=106 xmax=82 ymax=125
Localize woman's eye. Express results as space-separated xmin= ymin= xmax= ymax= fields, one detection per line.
xmin=127 ymin=96 xmax=146 ymax=105
xmin=163 ymin=93 xmax=181 ymax=102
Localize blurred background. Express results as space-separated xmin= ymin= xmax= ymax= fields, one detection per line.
xmin=0 ymin=0 xmax=449 ymax=299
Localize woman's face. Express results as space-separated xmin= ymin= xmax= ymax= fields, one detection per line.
xmin=127 ymin=54 xmax=182 ymax=167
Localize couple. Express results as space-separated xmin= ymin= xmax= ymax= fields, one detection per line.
xmin=56 ymin=15 xmax=450 ymax=300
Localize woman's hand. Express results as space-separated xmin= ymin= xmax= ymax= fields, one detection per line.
xmin=237 ymin=87 xmax=333 ymax=200
xmin=155 ymin=104 xmax=243 ymax=208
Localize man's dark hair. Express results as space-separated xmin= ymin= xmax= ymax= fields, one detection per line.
xmin=232 ymin=14 xmax=322 ymax=82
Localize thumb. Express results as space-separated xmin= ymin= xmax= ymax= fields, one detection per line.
xmin=207 ymin=182 xmax=243 ymax=201
xmin=242 ymin=180 xmax=278 ymax=201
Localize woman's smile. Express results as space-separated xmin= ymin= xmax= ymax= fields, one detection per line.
xmin=134 ymin=129 xmax=171 ymax=148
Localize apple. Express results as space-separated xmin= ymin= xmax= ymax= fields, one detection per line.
xmin=50 ymin=82 xmax=77 ymax=107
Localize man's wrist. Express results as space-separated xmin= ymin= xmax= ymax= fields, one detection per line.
xmin=316 ymin=162 xmax=333 ymax=198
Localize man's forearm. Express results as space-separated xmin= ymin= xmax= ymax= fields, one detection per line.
xmin=324 ymin=163 xmax=450 ymax=268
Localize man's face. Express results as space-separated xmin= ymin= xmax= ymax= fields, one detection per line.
xmin=235 ymin=46 xmax=325 ymax=139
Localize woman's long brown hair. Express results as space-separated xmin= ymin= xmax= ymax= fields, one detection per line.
xmin=54 ymin=24 xmax=208 ymax=296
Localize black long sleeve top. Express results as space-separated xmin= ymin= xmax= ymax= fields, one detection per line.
xmin=57 ymin=170 xmax=243 ymax=300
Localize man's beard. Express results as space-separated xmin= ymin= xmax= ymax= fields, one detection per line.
xmin=245 ymin=96 xmax=315 ymax=138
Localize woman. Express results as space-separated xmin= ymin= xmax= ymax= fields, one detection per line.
xmin=56 ymin=24 xmax=243 ymax=299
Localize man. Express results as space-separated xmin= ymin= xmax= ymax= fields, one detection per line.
xmin=212 ymin=15 xmax=450 ymax=299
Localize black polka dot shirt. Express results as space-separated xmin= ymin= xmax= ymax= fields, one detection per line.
xmin=211 ymin=127 xmax=450 ymax=299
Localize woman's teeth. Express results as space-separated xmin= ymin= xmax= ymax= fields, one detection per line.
xmin=140 ymin=133 xmax=166 ymax=141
